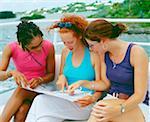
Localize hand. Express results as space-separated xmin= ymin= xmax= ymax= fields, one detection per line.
xmin=11 ymin=70 xmax=28 ymax=87
xmin=67 ymin=80 xmax=84 ymax=95
xmin=91 ymin=101 xmax=120 ymax=122
xmin=75 ymin=95 xmax=96 ymax=107
xmin=29 ymin=77 xmax=42 ymax=89
xmin=56 ymin=75 xmax=68 ymax=91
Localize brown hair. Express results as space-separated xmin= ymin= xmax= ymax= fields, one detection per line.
xmin=49 ymin=14 xmax=88 ymax=37
xmin=84 ymin=19 xmax=127 ymax=42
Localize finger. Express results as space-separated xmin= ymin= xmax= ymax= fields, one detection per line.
xmin=56 ymin=82 xmax=61 ymax=89
xmin=97 ymin=101 xmax=107 ymax=107
xmin=91 ymin=112 xmax=104 ymax=119
xmin=92 ymin=107 xmax=103 ymax=115
xmin=21 ymin=75 xmax=28 ymax=86
xmin=96 ymin=117 xmax=107 ymax=122
xmin=15 ymin=77 xmax=22 ymax=86
xmin=65 ymin=82 xmax=69 ymax=89
xmin=16 ymin=80 xmax=21 ymax=86
xmin=93 ymin=106 xmax=106 ymax=115
xmin=74 ymin=101 xmax=89 ymax=108
xmin=75 ymin=100 xmax=90 ymax=105
xmin=29 ymin=80 xmax=37 ymax=88
xmin=20 ymin=78 xmax=27 ymax=87
xmin=30 ymin=83 xmax=38 ymax=89
xmin=61 ymin=84 xmax=65 ymax=92
xmin=69 ymin=91 xmax=75 ymax=96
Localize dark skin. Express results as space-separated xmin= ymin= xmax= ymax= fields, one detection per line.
xmin=0 ymin=35 xmax=55 ymax=122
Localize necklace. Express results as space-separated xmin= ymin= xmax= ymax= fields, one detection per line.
xmin=112 ymin=62 xmax=117 ymax=69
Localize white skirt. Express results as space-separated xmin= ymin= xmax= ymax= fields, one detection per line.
xmin=26 ymin=94 xmax=93 ymax=122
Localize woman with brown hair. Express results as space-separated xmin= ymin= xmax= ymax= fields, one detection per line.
xmin=81 ymin=19 xmax=148 ymax=122
xmin=25 ymin=15 xmax=110 ymax=122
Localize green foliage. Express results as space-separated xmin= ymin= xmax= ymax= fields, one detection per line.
xmin=20 ymin=13 xmax=45 ymax=20
xmin=0 ymin=11 xmax=16 ymax=19
xmin=88 ymin=0 xmax=150 ymax=18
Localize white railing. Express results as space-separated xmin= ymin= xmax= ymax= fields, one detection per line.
xmin=0 ymin=18 xmax=150 ymax=54
xmin=0 ymin=18 xmax=150 ymax=27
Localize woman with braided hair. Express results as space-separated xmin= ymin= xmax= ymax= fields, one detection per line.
xmin=0 ymin=21 xmax=55 ymax=122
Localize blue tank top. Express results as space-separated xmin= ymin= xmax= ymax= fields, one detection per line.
xmin=105 ymin=43 xmax=134 ymax=96
xmin=63 ymin=47 xmax=95 ymax=94
xmin=105 ymin=43 xmax=149 ymax=105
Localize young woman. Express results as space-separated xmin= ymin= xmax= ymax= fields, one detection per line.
xmin=26 ymin=15 xmax=110 ymax=122
xmin=83 ymin=19 xmax=148 ymax=122
xmin=0 ymin=21 xmax=55 ymax=122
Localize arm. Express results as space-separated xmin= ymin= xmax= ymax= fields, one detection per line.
xmin=72 ymin=52 xmax=108 ymax=107
xmin=120 ymin=45 xmax=148 ymax=112
xmin=0 ymin=45 xmax=12 ymax=80
xmin=92 ymin=46 xmax=149 ymax=121
xmin=40 ymin=44 xmax=55 ymax=83
xmin=29 ymin=44 xmax=55 ymax=88
xmin=56 ymin=48 xmax=69 ymax=90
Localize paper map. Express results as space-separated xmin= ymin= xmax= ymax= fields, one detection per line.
xmin=23 ymin=85 xmax=91 ymax=102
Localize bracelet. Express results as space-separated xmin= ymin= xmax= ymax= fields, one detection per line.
xmin=38 ymin=77 xmax=44 ymax=84
xmin=120 ymin=104 xmax=125 ymax=113
xmin=6 ymin=71 xmax=12 ymax=78
xmin=91 ymin=82 xmax=95 ymax=90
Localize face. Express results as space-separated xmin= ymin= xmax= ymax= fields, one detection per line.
xmin=26 ymin=35 xmax=43 ymax=51
xmin=85 ymin=38 xmax=100 ymax=53
xmin=60 ymin=32 xmax=79 ymax=51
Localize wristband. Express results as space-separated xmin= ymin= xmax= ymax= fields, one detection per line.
xmin=6 ymin=71 xmax=12 ymax=78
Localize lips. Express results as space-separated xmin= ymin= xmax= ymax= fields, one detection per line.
xmin=69 ymin=47 xmax=73 ymax=50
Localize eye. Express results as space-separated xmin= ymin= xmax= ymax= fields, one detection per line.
xmin=68 ymin=41 xmax=73 ymax=44
xmin=89 ymin=44 xmax=94 ymax=48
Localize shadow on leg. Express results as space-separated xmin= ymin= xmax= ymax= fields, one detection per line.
xmin=14 ymin=99 xmax=32 ymax=122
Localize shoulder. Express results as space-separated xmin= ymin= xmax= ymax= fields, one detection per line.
xmin=3 ymin=43 xmax=14 ymax=57
xmin=43 ymin=40 xmax=54 ymax=55
xmin=43 ymin=40 xmax=54 ymax=48
xmin=90 ymin=51 xmax=100 ymax=66
xmin=131 ymin=44 xmax=148 ymax=57
xmin=61 ymin=47 xmax=70 ymax=58
xmin=5 ymin=41 xmax=18 ymax=53
xmin=131 ymin=44 xmax=148 ymax=65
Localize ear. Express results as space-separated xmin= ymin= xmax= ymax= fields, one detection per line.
xmin=100 ymin=37 xmax=108 ymax=44
xmin=79 ymin=35 xmax=82 ymax=40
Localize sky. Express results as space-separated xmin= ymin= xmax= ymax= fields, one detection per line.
xmin=0 ymin=0 xmax=124 ymax=12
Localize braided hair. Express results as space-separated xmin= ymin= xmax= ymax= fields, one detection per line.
xmin=16 ymin=20 xmax=43 ymax=50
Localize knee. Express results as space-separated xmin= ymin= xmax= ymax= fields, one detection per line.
xmin=14 ymin=104 xmax=30 ymax=122
xmin=14 ymin=87 xmax=26 ymax=98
